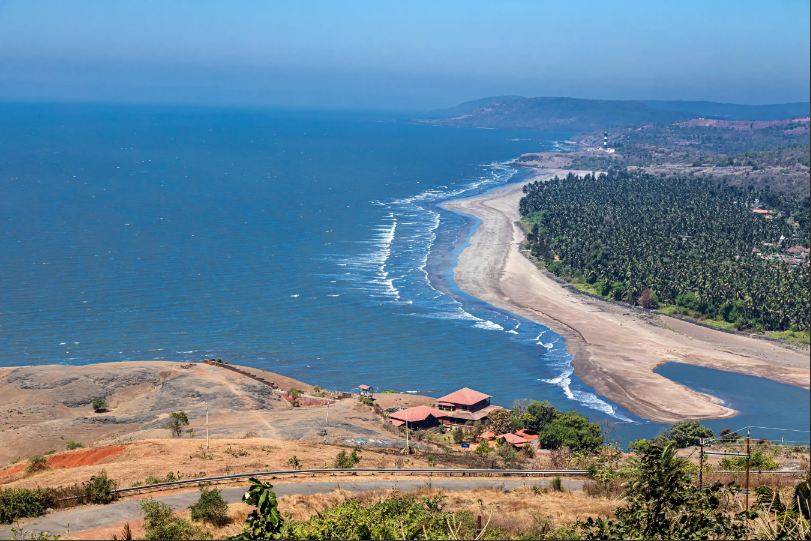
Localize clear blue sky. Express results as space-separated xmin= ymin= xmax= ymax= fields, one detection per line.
xmin=0 ymin=0 xmax=808 ymax=110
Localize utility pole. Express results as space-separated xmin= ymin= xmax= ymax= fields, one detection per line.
xmin=205 ymin=404 xmax=210 ymax=452
xmin=745 ymin=429 xmax=751 ymax=511
xmin=405 ymin=410 xmax=410 ymax=455
xmin=698 ymin=438 xmax=704 ymax=490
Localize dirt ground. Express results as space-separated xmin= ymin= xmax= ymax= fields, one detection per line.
xmin=0 ymin=361 xmax=431 ymax=466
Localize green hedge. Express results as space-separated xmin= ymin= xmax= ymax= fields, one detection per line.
xmin=0 ymin=487 xmax=56 ymax=524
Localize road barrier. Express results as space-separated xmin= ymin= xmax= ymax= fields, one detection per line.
xmin=113 ymin=468 xmax=591 ymax=496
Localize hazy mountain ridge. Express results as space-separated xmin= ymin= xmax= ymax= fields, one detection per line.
xmin=425 ymin=96 xmax=811 ymax=131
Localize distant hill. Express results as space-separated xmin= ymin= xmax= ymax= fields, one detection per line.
xmin=423 ymin=96 xmax=810 ymax=131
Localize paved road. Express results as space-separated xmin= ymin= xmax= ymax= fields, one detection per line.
xmin=1 ymin=477 xmax=585 ymax=538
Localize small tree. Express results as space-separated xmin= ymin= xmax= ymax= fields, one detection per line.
xmin=661 ymin=421 xmax=714 ymax=448
xmin=84 ymin=470 xmax=117 ymax=504
xmin=287 ymin=456 xmax=302 ymax=470
xmin=189 ymin=487 xmax=229 ymax=526
xmin=167 ymin=411 xmax=189 ymax=438
xmin=334 ymin=448 xmax=361 ymax=469
xmin=92 ymin=398 xmax=108 ymax=413
xmin=487 ymin=409 xmax=513 ymax=435
xmin=638 ymin=288 xmax=659 ymax=309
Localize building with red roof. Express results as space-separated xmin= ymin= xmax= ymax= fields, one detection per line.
xmin=388 ymin=405 xmax=442 ymax=428
xmin=498 ymin=433 xmax=530 ymax=448
xmin=388 ymin=386 xmax=503 ymax=430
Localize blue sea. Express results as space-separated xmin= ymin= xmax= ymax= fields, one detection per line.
xmin=1 ymin=103 xmax=807 ymax=446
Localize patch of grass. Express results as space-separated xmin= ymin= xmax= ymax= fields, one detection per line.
xmin=224 ymin=446 xmax=248 ymax=458
xmin=700 ymin=318 xmax=738 ymax=331
xmin=65 ymin=440 xmax=84 ymax=450
xmin=767 ymin=329 xmax=810 ymax=348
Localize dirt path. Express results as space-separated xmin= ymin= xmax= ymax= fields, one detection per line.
xmin=0 ymin=477 xmax=586 ymax=538
xmin=443 ymin=175 xmax=809 ymax=423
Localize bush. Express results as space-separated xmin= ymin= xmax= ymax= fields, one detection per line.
xmin=451 ymin=428 xmax=464 ymax=444
xmin=550 ymin=476 xmax=563 ymax=492
xmin=474 ymin=443 xmax=492 ymax=455
xmin=91 ymin=398 xmax=108 ymax=413
xmin=0 ymin=488 xmax=56 ymax=524
xmin=333 ymin=449 xmax=361 ymax=469
xmin=26 ymin=456 xmax=49 ymax=474
xmin=65 ymin=440 xmax=84 ymax=450
xmin=538 ymin=411 xmax=603 ymax=452
xmin=141 ymin=499 xmax=210 ymax=540
xmin=287 ymin=456 xmax=302 ymax=469
xmin=167 ymin=411 xmax=189 ymax=438
xmin=84 ymin=470 xmax=117 ymax=504
xmin=497 ymin=443 xmax=517 ymax=466
xmin=719 ymin=449 xmax=779 ymax=471
xmin=189 ymin=488 xmax=229 ymax=526
xmin=280 ymin=494 xmax=492 ymax=540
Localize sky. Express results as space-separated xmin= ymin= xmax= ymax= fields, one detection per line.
xmin=0 ymin=0 xmax=808 ymax=110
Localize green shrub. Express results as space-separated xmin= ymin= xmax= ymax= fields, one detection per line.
xmin=0 ymin=488 xmax=56 ymax=524
xmin=91 ymin=398 xmax=108 ymax=413
xmin=189 ymin=488 xmax=229 ymax=526
xmin=26 ymin=456 xmax=49 ymax=474
xmin=660 ymin=421 xmax=714 ymax=448
xmin=231 ymin=478 xmax=283 ymax=540
xmin=64 ymin=441 xmax=84 ymax=451
xmin=141 ymin=499 xmax=210 ymax=540
xmin=719 ymin=449 xmax=779 ymax=471
xmin=333 ymin=449 xmax=361 ymax=469
xmin=280 ymin=494 xmax=490 ymax=540
xmin=550 ymin=476 xmax=563 ymax=492
xmin=537 ymin=411 xmax=603 ymax=452
xmin=83 ymin=470 xmax=117 ymax=504
xmin=287 ymin=456 xmax=302 ymax=469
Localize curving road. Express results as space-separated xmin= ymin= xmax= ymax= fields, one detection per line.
xmin=1 ymin=476 xmax=585 ymax=538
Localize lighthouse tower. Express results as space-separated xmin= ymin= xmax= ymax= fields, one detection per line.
xmin=602 ymin=131 xmax=609 ymax=149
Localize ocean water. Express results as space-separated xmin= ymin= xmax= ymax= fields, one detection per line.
xmin=1 ymin=103 xmax=807 ymax=446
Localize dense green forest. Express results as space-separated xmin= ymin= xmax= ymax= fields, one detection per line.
xmin=519 ymin=171 xmax=809 ymax=332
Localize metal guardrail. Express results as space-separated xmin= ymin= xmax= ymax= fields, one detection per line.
xmin=113 ymin=468 xmax=591 ymax=496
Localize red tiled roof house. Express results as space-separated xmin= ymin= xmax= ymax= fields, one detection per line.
xmin=434 ymin=387 xmax=503 ymax=428
xmin=388 ymin=387 xmax=503 ymax=430
xmin=388 ymin=405 xmax=442 ymax=429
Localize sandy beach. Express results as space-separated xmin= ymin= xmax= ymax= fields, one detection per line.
xmin=443 ymin=170 xmax=810 ymax=423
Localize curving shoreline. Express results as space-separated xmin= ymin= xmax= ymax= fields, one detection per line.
xmin=442 ymin=169 xmax=809 ymax=423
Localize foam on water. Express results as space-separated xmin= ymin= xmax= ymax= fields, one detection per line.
xmin=333 ymin=158 xmax=634 ymax=421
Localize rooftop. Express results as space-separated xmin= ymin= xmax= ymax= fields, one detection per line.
xmin=499 ymin=433 xmax=530 ymax=445
xmin=436 ymin=387 xmax=492 ymax=406
xmin=388 ymin=405 xmax=441 ymax=423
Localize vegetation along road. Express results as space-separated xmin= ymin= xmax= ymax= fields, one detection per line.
xmin=1 ymin=476 xmax=586 ymax=538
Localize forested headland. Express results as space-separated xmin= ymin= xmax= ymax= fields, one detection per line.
xmin=519 ymin=171 xmax=809 ymax=337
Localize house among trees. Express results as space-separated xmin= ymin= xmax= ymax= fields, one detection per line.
xmin=388 ymin=387 xmax=503 ymax=430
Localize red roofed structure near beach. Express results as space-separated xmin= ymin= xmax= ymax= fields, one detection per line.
xmin=498 ymin=433 xmax=530 ymax=448
xmin=388 ymin=405 xmax=442 ymax=428
xmin=388 ymin=386 xmax=503 ymax=430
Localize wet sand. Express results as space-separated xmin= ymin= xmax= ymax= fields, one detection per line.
xmin=443 ymin=171 xmax=809 ymax=423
